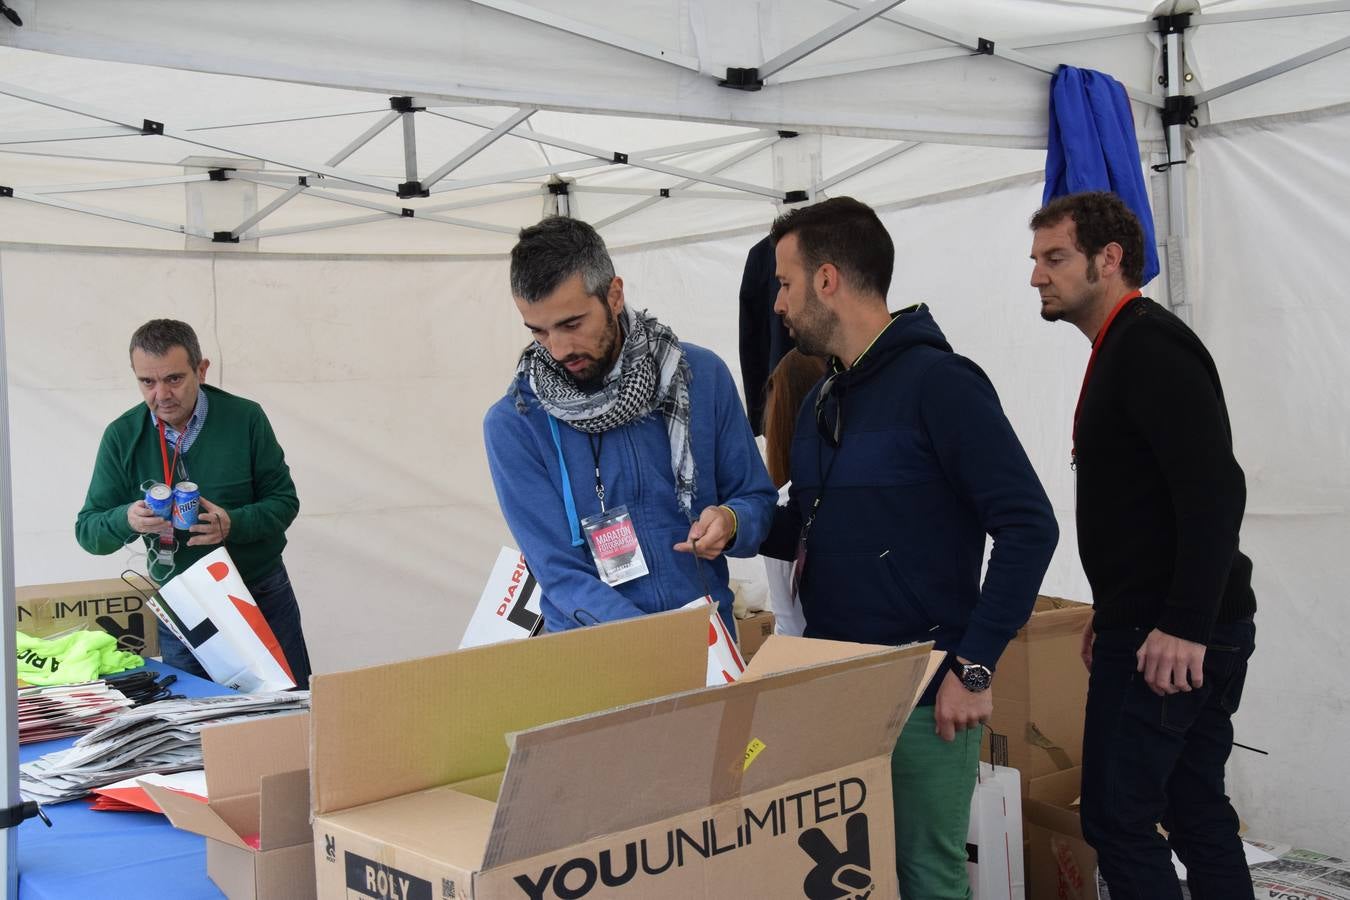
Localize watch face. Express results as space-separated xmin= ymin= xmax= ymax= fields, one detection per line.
xmin=961 ymin=665 xmax=993 ymax=692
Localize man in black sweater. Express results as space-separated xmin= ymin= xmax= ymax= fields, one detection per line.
xmin=1029 ymin=192 xmax=1257 ymax=900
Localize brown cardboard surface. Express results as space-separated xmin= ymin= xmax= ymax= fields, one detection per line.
xmin=16 ymin=577 xmax=159 ymax=656
xmin=734 ymin=610 xmax=774 ymax=661
xmin=203 ymin=712 xmax=309 ymax=800
xmin=147 ymin=711 xmax=314 ymax=900
xmin=983 ymin=595 xmax=1092 ymax=786
xmin=147 ymin=783 xmax=252 ymax=851
xmin=1024 ymin=767 xmax=1098 ymax=900
xmin=477 ymin=758 xmax=898 ymax=900
xmin=309 ymin=606 xmax=710 ymax=817
xmin=481 ymin=641 xmax=933 ymax=870
xmin=320 ymin=785 xmax=497 ymax=874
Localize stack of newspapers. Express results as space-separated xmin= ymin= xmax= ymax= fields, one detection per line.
xmin=18 ymin=682 xmax=136 ymax=745
xmin=20 ymin=692 xmax=308 ymax=804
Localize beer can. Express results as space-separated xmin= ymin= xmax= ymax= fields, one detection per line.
xmin=144 ymin=482 xmax=173 ymax=519
xmin=172 ymin=481 xmax=201 ymax=530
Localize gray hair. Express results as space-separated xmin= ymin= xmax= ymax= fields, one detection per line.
xmin=509 ymin=216 xmax=615 ymax=304
xmin=129 ymin=319 xmax=203 ymax=369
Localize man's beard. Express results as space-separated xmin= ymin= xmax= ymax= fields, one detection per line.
xmin=786 ymin=283 xmax=839 ymax=359
xmin=1040 ymin=257 xmax=1099 ymax=323
xmin=563 ymin=307 xmax=621 ymax=393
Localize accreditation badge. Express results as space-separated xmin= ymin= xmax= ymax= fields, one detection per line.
xmin=580 ymin=504 xmax=649 ymax=586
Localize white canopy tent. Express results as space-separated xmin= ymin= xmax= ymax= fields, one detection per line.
xmin=2 ymin=0 xmax=1349 ymax=887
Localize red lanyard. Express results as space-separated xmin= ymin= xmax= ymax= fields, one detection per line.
xmin=1071 ymin=290 xmax=1141 ymax=466
xmin=157 ymin=418 xmax=183 ymax=488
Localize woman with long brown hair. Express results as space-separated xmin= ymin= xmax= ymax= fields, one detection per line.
xmin=759 ymin=349 xmax=828 ymax=636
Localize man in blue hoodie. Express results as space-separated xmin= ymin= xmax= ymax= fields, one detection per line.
xmin=484 ymin=216 xmax=776 ymax=638
xmin=761 ymin=197 xmax=1059 ymax=899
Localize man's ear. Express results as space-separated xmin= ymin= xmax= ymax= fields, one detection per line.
xmin=197 ymin=359 xmax=211 ymax=383
xmin=816 ymin=262 xmax=841 ymax=298
xmin=607 ymin=276 xmax=625 ymax=316
xmin=1099 ymin=242 xmax=1124 ymax=278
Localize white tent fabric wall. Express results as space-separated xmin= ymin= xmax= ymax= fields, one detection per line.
xmin=3 ymin=0 xmax=1350 ymax=873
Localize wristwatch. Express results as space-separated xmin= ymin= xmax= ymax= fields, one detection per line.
xmin=947 ymin=655 xmax=993 ymax=693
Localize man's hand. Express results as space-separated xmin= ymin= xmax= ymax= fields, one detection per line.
xmin=934 ymin=665 xmax=993 ymax=742
xmin=1081 ymin=617 xmax=1095 ymax=672
xmin=674 ymin=505 xmax=736 ymax=559
xmin=1136 ymin=628 xmax=1205 ymax=696
xmin=187 ymin=498 xmax=232 ymax=547
xmin=127 ymin=500 xmax=173 ymax=537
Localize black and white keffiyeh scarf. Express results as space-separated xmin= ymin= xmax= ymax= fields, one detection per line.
xmin=514 ymin=305 xmax=697 ymax=516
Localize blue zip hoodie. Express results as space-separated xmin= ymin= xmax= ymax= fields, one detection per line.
xmin=762 ymin=306 xmax=1058 ymax=699
xmin=484 ymin=342 xmax=777 ymax=636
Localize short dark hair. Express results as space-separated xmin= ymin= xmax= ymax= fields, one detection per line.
xmin=1030 ymin=192 xmax=1145 ymax=288
xmin=510 ymin=216 xmax=616 ymax=303
xmin=129 ymin=319 xmax=202 ymax=368
xmin=768 ymin=197 xmax=894 ymax=300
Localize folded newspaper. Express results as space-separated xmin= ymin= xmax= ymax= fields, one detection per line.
xmin=20 ymin=692 xmax=308 ymax=804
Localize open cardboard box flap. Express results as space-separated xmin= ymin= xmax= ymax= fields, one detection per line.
xmin=477 ymin=637 xmax=940 ymax=870
xmin=144 ymin=712 xmax=311 ymax=852
xmin=310 ymin=606 xmax=711 ymax=818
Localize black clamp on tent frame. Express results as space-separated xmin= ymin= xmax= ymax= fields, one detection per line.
xmin=777 ymin=130 xmax=799 ymax=139
xmin=783 ymin=189 xmax=809 ymax=204
xmin=2 ymin=800 xmax=51 ymax=830
xmin=720 ymin=67 xmax=763 ymax=91
xmin=402 ymin=208 xmax=415 ymax=218
xmin=1162 ymin=94 xmax=1197 ymax=128
xmin=977 ymin=38 xmax=995 ymax=55
xmin=547 ymin=182 xmax=570 ymax=195
xmin=659 ymin=188 xmax=671 ymax=198
xmin=397 ymin=181 xmax=430 ymax=198
xmin=208 ymin=168 xmax=233 ymax=181
xmin=0 ymin=186 xmax=12 ymax=198
xmin=212 ymin=231 xmax=239 ymax=243
xmin=612 ymin=152 xmax=628 ymax=165
xmin=141 ymin=119 xmax=164 ymax=136
xmin=389 ymin=96 xmax=425 ymax=113
xmin=1155 ymin=12 xmax=1192 ymax=36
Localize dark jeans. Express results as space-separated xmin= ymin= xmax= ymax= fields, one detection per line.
xmin=1081 ymin=619 xmax=1256 ymax=900
xmin=158 ymin=559 xmax=313 ymax=690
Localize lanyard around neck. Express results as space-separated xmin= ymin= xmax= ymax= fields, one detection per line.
xmin=1071 ymin=289 xmax=1142 ymax=467
xmin=157 ymin=418 xmax=183 ymax=488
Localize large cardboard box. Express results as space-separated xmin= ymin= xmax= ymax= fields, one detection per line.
xmin=1023 ymin=767 xmax=1098 ymax=900
xmin=16 ymin=577 xmax=159 ymax=657
xmin=145 ymin=712 xmax=315 ymax=900
xmin=310 ymin=607 xmax=940 ymax=900
xmin=982 ymin=596 xmax=1092 ymax=790
xmin=734 ymin=609 xmax=775 ymax=662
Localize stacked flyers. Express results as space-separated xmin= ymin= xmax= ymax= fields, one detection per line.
xmin=18 ymin=682 xmax=136 ymax=745
xmin=20 ymin=692 xmax=308 ymax=804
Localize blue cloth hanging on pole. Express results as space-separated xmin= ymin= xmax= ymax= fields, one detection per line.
xmin=1043 ymin=65 xmax=1160 ymax=285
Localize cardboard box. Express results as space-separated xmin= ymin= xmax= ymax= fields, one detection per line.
xmin=734 ymin=610 xmax=775 ymax=662
xmin=1023 ymin=767 xmax=1098 ymax=900
xmin=310 ymin=607 xmax=940 ymax=900
xmin=982 ymin=596 xmax=1092 ymax=789
xmin=16 ymin=578 xmax=159 ymax=657
xmin=145 ymin=712 xmax=315 ymax=900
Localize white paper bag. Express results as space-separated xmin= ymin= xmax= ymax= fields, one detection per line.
xmin=459 ymin=547 xmax=545 ymax=649
xmin=682 ymin=596 xmax=746 ymax=686
xmin=968 ymin=762 xmax=1026 ymax=900
xmin=149 ymin=548 xmax=295 ymax=692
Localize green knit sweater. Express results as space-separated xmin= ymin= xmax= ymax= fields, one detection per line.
xmin=75 ymin=384 xmax=299 ymax=584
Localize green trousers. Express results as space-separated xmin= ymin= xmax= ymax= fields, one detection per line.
xmin=891 ymin=705 xmax=982 ymax=900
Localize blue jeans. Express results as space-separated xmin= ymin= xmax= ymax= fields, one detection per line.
xmin=158 ymin=560 xmax=312 ymax=690
xmin=1081 ymin=619 xmax=1256 ymax=900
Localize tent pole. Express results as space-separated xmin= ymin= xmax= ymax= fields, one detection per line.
xmin=1160 ymin=17 xmax=1192 ymax=325
xmin=1 ymin=249 xmax=23 ymax=897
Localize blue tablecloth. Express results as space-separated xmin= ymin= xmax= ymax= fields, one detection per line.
xmin=18 ymin=660 xmax=229 ymax=900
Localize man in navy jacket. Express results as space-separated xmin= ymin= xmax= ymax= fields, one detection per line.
xmin=761 ymin=197 xmax=1058 ymax=899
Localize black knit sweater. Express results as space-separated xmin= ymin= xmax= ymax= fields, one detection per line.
xmin=1075 ymin=297 xmax=1256 ymax=641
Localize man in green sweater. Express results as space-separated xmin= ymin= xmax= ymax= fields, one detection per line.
xmin=75 ymin=319 xmax=311 ymax=688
